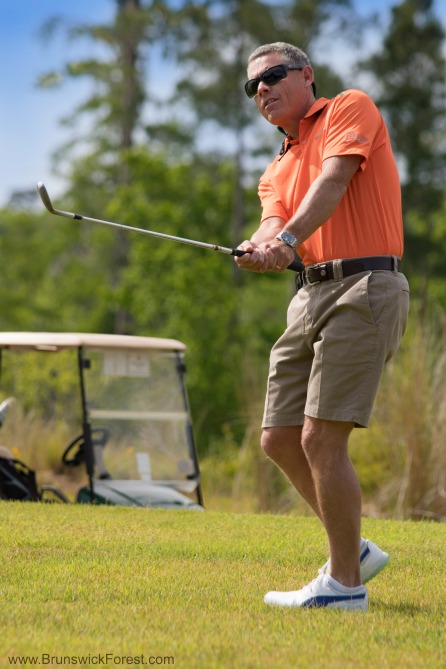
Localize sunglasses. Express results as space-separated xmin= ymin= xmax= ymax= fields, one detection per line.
xmin=244 ymin=64 xmax=303 ymax=98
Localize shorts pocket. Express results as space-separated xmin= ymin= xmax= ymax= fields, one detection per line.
xmin=364 ymin=271 xmax=390 ymax=326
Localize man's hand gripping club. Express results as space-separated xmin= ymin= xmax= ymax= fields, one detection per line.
xmin=235 ymin=238 xmax=296 ymax=273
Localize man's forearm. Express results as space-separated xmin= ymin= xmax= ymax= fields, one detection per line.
xmin=284 ymin=171 xmax=348 ymax=246
xmin=250 ymin=172 xmax=347 ymax=249
xmin=250 ymin=217 xmax=287 ymax=246
xmin=283 ymin=155 xmax=362 ymax=246
xmin=235 ymin=155 xmax=362 ymax=273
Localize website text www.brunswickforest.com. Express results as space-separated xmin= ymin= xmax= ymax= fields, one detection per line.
xmin=7 ymin=654 xmax=175 ymax=667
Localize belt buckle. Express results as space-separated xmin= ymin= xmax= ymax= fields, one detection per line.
xmin=307 ymin=264 xmax=328 ymax=284
xmin=307 ymin=268 xmax=319 ymax=284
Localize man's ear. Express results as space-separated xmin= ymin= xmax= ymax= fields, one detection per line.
xmin=303 ymin=65 xmax=314 ymax=91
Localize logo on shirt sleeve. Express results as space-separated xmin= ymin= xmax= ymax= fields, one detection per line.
xmin=344 ymin=131 xmax=368 ymax=144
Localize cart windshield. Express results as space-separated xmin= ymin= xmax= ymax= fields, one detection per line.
xmin=83 ymin=346 xmax=198 ymax=494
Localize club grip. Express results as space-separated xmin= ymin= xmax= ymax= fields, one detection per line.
xmin=232 ymin=248 xmax=304 ymax=273
xmin=287 ymin=258 xmax=305 ymax=272
xmin=232 ymin=249 xmax=248 ymax=257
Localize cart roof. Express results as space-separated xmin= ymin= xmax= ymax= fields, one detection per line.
xmin=0 ymin=332 xmax=186 ymax=352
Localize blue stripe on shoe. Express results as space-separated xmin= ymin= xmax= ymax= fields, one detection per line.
xmin=303 ymin=594 xmax=366 ymax=608
xmin=360 ymin=545 xmax=371 ymax=563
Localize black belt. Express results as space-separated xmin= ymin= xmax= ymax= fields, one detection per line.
xmin=296 ymin=255 xmax=402 ymax=290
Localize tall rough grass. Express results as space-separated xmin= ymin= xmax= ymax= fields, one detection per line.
xmin=352 ymin=308 xmax=446 ymax=520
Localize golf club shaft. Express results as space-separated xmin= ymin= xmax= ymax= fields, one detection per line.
xmin=37 ymin=182 xmax=304 ymax=272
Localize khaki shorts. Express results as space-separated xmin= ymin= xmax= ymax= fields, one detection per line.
xmin=263 ymin=270 xmax=410 ymax=428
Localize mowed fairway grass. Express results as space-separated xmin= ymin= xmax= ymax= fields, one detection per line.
xmin=0 ymin=503 xmax=445 ymax=669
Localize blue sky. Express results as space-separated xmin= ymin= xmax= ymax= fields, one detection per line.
xmin=1 ymin=0 xmax=445 ymax=207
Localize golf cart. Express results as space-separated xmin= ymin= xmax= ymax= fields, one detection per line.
xmin=0 ymin=332 xmax=203 ymax=509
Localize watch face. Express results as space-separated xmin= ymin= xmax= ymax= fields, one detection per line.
xmin=279 ymin=231 xmax=297 ymax=248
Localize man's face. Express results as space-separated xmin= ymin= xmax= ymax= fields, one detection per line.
xmin=247 ymin=54 xmax=311 ymax=129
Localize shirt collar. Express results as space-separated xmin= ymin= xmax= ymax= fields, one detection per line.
xmin=277 ymin=97 xmax=330 ymax=136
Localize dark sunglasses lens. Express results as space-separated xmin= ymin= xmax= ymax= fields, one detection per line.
xmin=244 ymin=65 xmax=287 ymax=98
xmin=262 ymin=66 xmax=286 ymax=85
xmin=245 ymin=80 xmax=258 ymax=98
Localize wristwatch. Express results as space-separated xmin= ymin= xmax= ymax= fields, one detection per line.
xmin=276 ymin=230 xmax=297 ymax=249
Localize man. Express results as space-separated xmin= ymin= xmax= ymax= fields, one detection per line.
xmin=236 ymin=42 xmax=410 ymax=611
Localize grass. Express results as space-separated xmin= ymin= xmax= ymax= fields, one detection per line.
xmin=0 ymin=504 xmax=445 ymax=669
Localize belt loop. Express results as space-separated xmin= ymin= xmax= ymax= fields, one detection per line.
xmin=295 ymin=271 xmax=305 ymax=291
xmin=332 ymin=259 xmax=343 ymax=281
xmin=391 ymin=255 xmax=398 ymax=273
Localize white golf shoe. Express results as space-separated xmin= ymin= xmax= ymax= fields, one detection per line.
xmin=320 ymin=538 xmax=390 ymax=584
xmin=264 ymin=572 xmax=368 ymax=611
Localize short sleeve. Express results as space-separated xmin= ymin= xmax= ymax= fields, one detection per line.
xmin=258 ymin=171 xmax=288 ymax=222
xmin=322 ymin=90 xmax=383 ymax=171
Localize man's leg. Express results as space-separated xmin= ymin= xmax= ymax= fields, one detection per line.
xmin=301 ymin=416 xmax=361 ymax=587
xmin=261 ymin=426 xmax=321 ymax=519
xmin=261 ymin=422 xmax=390 ymax=593
xmin=261 ymin=421 xmax=361 ymax=586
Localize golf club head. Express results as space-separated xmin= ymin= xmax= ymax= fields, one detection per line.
xmin=37 ymin=182 xmax=55 ymax=213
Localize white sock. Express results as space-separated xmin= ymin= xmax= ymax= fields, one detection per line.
xmin=327 ymin=575 xmax=365 ymax=593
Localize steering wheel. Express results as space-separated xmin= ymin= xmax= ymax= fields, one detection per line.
xmin=62 ymin=427 xmax=110 ymax=467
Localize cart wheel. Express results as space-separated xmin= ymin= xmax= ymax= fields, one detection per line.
xmin=62 ymin=428 xmax=110 ymax=467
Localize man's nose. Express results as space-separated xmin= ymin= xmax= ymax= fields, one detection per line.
xmin=256 ymin=79 xmax=270 ymax=96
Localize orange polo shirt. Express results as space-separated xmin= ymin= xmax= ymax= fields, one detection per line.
xmin=258 ymin=89 xmax=404 ymax=266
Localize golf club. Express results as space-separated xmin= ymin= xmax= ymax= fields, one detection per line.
xmin=37 ymin=182 xmax=303 ymax=273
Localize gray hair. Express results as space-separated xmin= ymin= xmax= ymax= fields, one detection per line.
xmin=247 ymin=42 xmax=311 ymax=70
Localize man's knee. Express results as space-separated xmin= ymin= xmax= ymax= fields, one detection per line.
xmin=261 ymin=428 xmax=278 ymax=458
xmin=301 ymin=417 xmax=353 ymax=467
xmin=301 ymin=419 xmax=323 ymax=457
xmin=261 ymin=426 xmax=302 ymax=460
